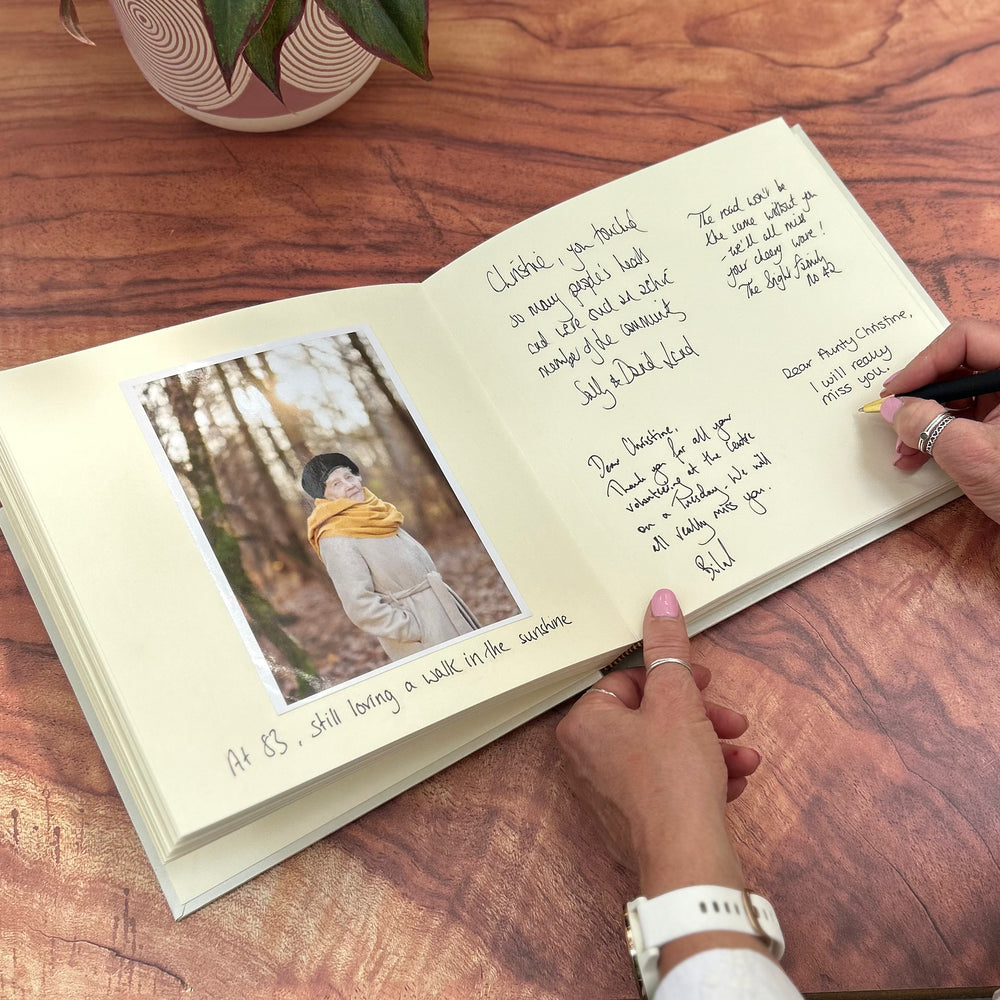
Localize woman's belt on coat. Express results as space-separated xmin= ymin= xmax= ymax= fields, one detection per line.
xmin=387 ymin=572 xmax=480 ymax=633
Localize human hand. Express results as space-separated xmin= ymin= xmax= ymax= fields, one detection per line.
xmin=555 ymin=588 xmax=761 ymax=901
xmin=878 ymin=318 xmax=1000 ymax=523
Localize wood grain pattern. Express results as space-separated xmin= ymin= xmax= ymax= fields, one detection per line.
xmin=2 ymin=0 xmax=1000 ymax=995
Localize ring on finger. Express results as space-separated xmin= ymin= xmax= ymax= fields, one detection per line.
xmin=647 ymin=656 xmax=694 ymax=678
xmin=586 ymin=686 xmax=626 ymax=704
xmin=917 ymin=413 xmax=955 ymax=455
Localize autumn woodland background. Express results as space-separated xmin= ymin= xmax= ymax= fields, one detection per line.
xmin=136 ymin=328 xmax=520 ymax=703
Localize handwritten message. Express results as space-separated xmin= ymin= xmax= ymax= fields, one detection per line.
xmin=686 ymin=179 xmax=841 ymax=299
xmin=778 ymin=308 xmax=915 ymax=407
xmin=489 ymin=207 xmax=694 ymax=411
xmin=586 ymin=410 xmax=774 ymax=581
xmin=223 ymin=615 xmax=573 ymax=779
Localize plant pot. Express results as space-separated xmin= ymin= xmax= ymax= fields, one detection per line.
xmin=108 ymin=0 xmax=380 ymax=132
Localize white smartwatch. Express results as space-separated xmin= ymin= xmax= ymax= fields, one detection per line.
xmin=624 ymin=885 xmax=785 ymax=999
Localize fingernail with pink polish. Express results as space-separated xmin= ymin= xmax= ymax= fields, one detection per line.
xmin=880 ymin=396 xmax=903 ymax=423
xmin=652 ymin=588 xmax=680 ymax=618
xmin=882 ymin=371 xmax=899 ymax=388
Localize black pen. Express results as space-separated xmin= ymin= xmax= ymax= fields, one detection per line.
xmin=858 ymin=367 xmax=1000 ymax=414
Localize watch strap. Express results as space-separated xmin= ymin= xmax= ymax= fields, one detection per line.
xmin=625 ymin=885 xmax=785 ymax=1000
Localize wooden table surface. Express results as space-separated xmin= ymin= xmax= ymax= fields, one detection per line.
xmin=2 ymin=0 xmax=1000 ymax=996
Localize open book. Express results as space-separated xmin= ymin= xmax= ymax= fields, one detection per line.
xmin=0 ymin=119 xmax=959 ymax=917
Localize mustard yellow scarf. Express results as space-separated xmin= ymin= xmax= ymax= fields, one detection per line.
xmin=307 ymin=488 xmax=403 ymax=553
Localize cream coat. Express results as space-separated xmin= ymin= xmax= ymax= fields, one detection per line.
xmin=319 ymin=529 xmax=479 ymax=660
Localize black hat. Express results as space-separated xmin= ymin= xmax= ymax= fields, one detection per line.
xmin=301 ymin=453 xmax=360 ymax=498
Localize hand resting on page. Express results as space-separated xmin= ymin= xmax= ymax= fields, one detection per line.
xmin=556 ymin=588 xmax=781 ymax=981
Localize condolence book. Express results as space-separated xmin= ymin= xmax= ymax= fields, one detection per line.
xmin=0 ymin=119 xmax=959 ymax=916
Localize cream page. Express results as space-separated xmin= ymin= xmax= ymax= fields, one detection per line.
xmin=0 ymin=283 xmax=627 ymax=855
xmin=424 ymin=119 xmax=955 ymax=627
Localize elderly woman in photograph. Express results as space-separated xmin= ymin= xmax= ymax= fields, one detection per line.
xmin=302 ymin=452 xmax=480 ymax=660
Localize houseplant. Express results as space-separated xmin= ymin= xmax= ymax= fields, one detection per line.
xmin=61 ymin=0 xmax=430 ymax=130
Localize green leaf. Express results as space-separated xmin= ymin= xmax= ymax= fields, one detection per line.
xmin=201 ymin=0 xmax=276 ymax=85
xmin=243 ymin=0 xmax=304 ymax=100
xmin=316 ymin=0 xmax=431 ymax=80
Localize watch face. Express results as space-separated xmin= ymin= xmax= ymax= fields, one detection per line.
xmin=623 ymin=904 xmax=650 ymax=1000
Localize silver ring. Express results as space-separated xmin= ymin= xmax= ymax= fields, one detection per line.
xmin=647 ymin=656 xmax=694 ymax=677
xmin=585 ymin=686 xmax=626 ymax=704
xmin=917 ymin=413 xmax=955 ymax=455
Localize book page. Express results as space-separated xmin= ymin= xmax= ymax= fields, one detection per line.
xmin=0 ymin=283 xmax=625 ymax=856
xmin=425 ymin=119 xmax=957 ymax=628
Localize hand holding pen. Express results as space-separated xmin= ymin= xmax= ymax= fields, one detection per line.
xmin=864 ymin=317 xmax=1000 ymax=524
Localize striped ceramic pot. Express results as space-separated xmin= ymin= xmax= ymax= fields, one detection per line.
xmin=108 ymin=0 xmax=380 ymax=131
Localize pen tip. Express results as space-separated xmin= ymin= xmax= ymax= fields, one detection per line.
xmin=858 ymin=399 xmax=885 ymax=414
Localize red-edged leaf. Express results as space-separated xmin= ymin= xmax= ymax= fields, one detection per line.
xmin=200 ymin=0 xmax=276 ymax=85
xmin=243 ymin=0 xmax=304 ymax=99
xmin=316 ymin=0 xmax=431 ymax=80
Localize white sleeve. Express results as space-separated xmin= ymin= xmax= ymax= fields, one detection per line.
xmin=653 ymin=948 xmax=804 ymax=1000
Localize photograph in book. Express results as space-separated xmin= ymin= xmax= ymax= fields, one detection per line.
xmin=123 ymin=325 xmax=524 ymax=710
